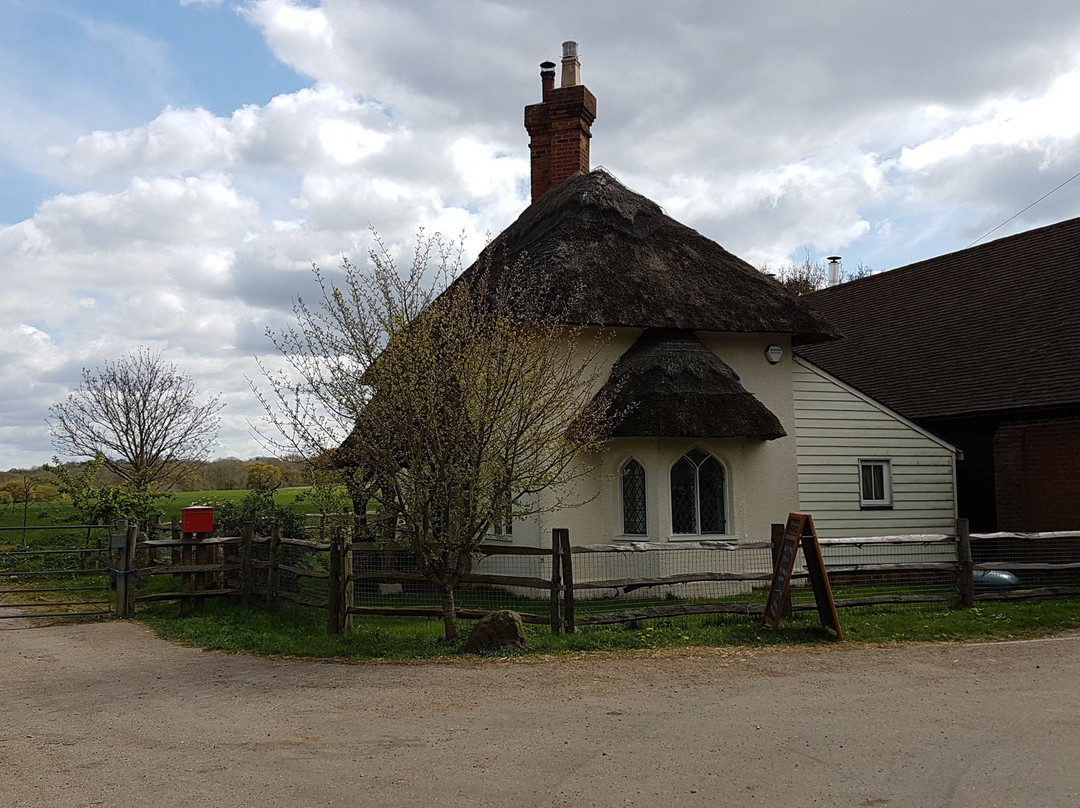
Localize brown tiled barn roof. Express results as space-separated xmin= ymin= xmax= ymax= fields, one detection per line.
xmin=596 ymin=329 xmax=786 ymax=439
xmin=463 ymin=170 xmax=840 ymax=345
xmin=797 ymin=216 xmax=1080 ymax=419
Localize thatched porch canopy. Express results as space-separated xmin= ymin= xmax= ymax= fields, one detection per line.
xmin=464 ymin=170 xmax=840 ymax=346
xmin=596 ymin=329 xmax=786 ymax=440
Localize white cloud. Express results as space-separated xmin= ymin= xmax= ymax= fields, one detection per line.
xmin=56 ymin=84 xmax=393 ymax=179
xmin=5 ymin=1 xmax=1080 ymax=467
xmin=900 ymin=69 xmax=1080 ymax=173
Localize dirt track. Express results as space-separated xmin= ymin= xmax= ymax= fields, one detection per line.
xmin=3 ymin=619 xmax=1079 ymax=808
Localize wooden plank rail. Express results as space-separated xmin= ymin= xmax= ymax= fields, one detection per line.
xmin=277 ymin=590 xmax=329 ymax=609
xmin=828 ymin=594 xmax=957 ymax=608
xmin=0 ymin=525 xmax=109 ymax=532
xmin=975 ymin=586 xmax=1080 ymax=600
xmin=0 ymin=610 xmax=111 ymax=619
xmin=135 ymin=589 xmax=238 ymax=603
xmin=819 ymin=536 xmax=956 ymax=547
xmin=823 ymin=562 xmax=958 ymax=575
xmin=348 ymin=570 xmax=552 ymax=590
xmin=972 ymin=531 xmax=1080 ymax=541
xmin=0 ymin=569 xmax=107 ymax=578
xmin=570 ymin=570 xmax=773 ymax=591
xmin=138 ymin=563 xmax=242 ymax=576
xmin=1 ymin=548 xmax=110 ymax=556
xmin=347 ymin=541 xmax=555 ymax=556
xmin=279 ymin=564 xmax=330 ymax=579
xmin=0 ymin=586 xmax=106 ymax=595
xmin=139 ymin=536 xmax=241 ymax=548
xmin=975 ymin=561 xmax=1080 ymax=571
xmin=347 ymin=604 xmax=549 ymax=623
xmin=576 ymin=602 xmax=765 ymax=625
xmin=280 ymin=537 xmax=331 ymax=551
xmin=568 ymin=540 xmax=772 ymax=553
xmin=0 ymin=599 xmax=111 ymax=609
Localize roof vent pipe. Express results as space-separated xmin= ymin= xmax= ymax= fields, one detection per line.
xmin=539 ymin=60 xmax=556 ymax=97
xmin=561 ymin=41 xmax=581 ymax=87
xmin=827 ymin=256 xmax=842 ymax=287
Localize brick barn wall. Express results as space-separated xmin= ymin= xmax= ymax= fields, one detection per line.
xmin=994 ymin=417 xmax=1080 ymax=531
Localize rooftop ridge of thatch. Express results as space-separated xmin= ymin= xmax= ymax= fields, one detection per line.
xmin=466 ymin=170 xmax=841 ymax=345
xmin=597 ymin=329 xmax=786 ymax=440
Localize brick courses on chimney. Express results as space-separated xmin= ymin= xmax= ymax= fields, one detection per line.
xmin=524 ymin=43 xmax=597 ymax=201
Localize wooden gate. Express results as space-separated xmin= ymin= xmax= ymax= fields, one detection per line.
xmin=0 ymin=524 xmax=116 ymax=620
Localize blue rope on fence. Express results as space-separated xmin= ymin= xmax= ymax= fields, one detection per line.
xmin=106 ymin=567 xmax=137 ymax=576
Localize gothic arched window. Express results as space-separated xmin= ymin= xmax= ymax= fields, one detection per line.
xmin=621 ymin=458 xmax=647 ymax=535
xmin=670 ymin=449 xmax=727 ymax=535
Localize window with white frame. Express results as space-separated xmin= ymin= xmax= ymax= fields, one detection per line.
xmin=489 ymin=487 xmax=514 ymax=539
xmin=670 ymin=449 xmax=727 ymax=535
xmin=858 ymin=459 xmax=892 ymax=507
xmin=620 ymin=458 xmax=647 ymax=535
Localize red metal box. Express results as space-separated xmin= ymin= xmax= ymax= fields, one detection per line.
xmin=181 ymin=505 xmax=214 ymax=534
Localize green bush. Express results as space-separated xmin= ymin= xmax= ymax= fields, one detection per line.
xmin=199 ymin=488 xmax=306 ymax=539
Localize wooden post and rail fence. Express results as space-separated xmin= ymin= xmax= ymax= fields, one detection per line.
xmin=10 ymin=516 xmax=1079 ymax=627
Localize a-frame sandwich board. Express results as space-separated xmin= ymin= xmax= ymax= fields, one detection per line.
xmin=763 ymin=512 xmax=842 ymax=639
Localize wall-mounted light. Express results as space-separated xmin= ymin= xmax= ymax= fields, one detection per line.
xmin=765 ymin=345 xmax=783 ymax=364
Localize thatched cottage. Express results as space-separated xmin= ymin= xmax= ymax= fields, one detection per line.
xmin=450 ymin=44 xmax=960 ymax=545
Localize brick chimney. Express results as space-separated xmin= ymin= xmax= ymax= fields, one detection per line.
xmin=524 ymin=41 xmax=597 ymax=201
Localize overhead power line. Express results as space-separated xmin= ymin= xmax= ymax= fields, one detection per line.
xmin=967 ymin=167 xmax=1080 ymax=248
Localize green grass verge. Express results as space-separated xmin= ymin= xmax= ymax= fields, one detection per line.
xmin=135 ymin=596 xmax=1080 ymax=662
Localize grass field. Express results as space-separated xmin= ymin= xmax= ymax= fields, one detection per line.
xmin=0 ymin=487 xmax=316 ymax=534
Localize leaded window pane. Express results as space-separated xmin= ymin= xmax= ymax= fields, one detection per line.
xmin=860 ymin=464 xmax=875 ymax=500
xmin=670 ymin=457 xmax=698 ymax=533
xmin=698 ymin=456 xmax=726 ymax=534
xmin=621 ymin=459 xmax=647 ymax=535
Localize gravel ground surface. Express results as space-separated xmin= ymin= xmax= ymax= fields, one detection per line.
xmin=2 ymin=619 xmax=1079 ymax=807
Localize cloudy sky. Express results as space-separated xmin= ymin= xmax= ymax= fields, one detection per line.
xmin=3 ymin=0 xmax=1080 ymax=470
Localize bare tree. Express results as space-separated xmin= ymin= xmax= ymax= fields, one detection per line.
xmin=762 ymin=253 xmax=875 ymax=295
xmin=255 ymin=231 xmax=615 ymax=639
xmin=48 ymin=348 xmax=223 ymax=490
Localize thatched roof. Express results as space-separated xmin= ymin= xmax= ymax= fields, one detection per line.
xmin=464 ymin=170 xmax=840 ymax=345
xmin=596 ymin=329 xmax=786 ymax=439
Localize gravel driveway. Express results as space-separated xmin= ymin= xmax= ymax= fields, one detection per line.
xmin=3 ymin=619 xmax=1079 ymax=807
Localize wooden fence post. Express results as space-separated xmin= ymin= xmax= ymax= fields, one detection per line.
xmin=147 ymin=514 xmax=160 ymax=566
xmin=265 ymin=524 xmax=282 ymax=610
xmin=110 ymin=519 xmax=128 ymax=594
xmin=328 ymin=528 xmax=342 ymax=634
xmin=558 ymin=529 xmax=575 ymax=634
xmin=179 ymin=529 xmax=194 ymax=617
xmin=550 ymin=530 xmax=562 ymax=634
xmin=771 ymin=523 xmax=793 ymax=618
xmin=112 ymin=519 xmax=128 ymax=616
xmin=342 ymin=531 xmax=354 ymax=636
xmin=171 ymin=521 xmax=181 ymax=567
xmin=123 ymin=523 xmax=137 ymax=617
xmin=957 ymin=517 xmax=974 ymax=607
xmin=240 ymin=522 xmax=254 ymax=606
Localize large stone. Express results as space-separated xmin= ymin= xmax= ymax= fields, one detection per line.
xmin=465 ymin=610 xmax=528 ymax=653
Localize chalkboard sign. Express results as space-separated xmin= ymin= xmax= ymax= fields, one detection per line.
xmin=763 ymin=515 xmax=804 ymax=629
xmin=763 ymin=513 xmax=842 ymax=639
